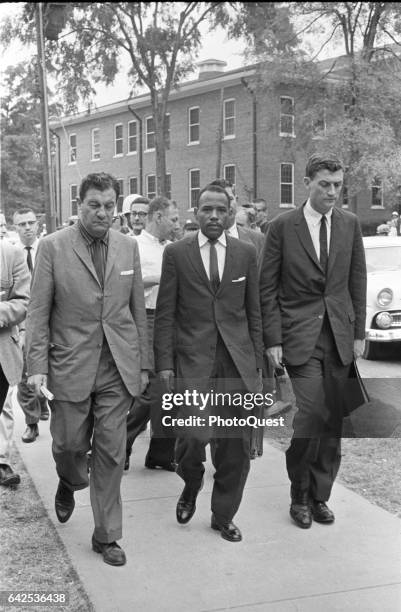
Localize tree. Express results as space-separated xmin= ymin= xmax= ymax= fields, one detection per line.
xmin=0 ymin=62 xmax=46 ymax=220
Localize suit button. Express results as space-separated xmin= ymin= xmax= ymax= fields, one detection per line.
xmin=97 ymin=343 xmax=102 ymax=347
xmin=318 ymin=315 xmax=323 ymax=319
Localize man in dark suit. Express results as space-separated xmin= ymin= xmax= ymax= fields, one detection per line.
xmin=259 ymin=153 xmax=366 ymax=529
xmin=154 ymin=183 xmax=263 ymax=542
xmin=25 ymin=173 xmax=149 ymax=565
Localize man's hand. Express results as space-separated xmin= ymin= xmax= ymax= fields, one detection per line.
xmin=159 ymin=369 xmax=175 ymax=392
xmin=140 ymin=370 xmax=149 ymax=393
xmin=27 ymin=374 xmax=48 ymax=396
xmin=19 ymin=330 xmax=26 ymax=350
xmin=266 ymin=345 xmax=283 ymax=369
xmin=353 ymin=339 xmax=365 ymax=360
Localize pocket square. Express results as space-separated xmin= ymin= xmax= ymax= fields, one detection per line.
xmin=120 ymin=270 xmax=134 ymax=276
xmin=232 ymin=276 xmax=245 ymax=283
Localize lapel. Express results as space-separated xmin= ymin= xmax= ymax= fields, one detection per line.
xmin=293 ymin=204 xmax=322 ymax=272
xmin=218 ymin=235 xmax=235 ymax=293
xmin=71 ymin=225 xmax=101 ymax=288
xmin=186 ymin=233 xmax=213 ymax=294
xmin=326 ymin=207 xmax=344 ymax=277
xmin=104 ymin=229 xmax=118 ymax=285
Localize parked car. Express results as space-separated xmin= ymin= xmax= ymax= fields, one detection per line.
xmin=363 ymin=236 xmax=401 ymax=359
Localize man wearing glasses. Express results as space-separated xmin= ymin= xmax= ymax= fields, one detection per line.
xmin=13 ymin=208 xmax=49 ymax=442
xmin=130 ymin=196 xmax=149 ymax=236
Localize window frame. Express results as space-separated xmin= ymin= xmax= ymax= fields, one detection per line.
xmin=129 ymin=176 xmax=138 ymax=195
xmin=114 ymin=123 xmax=124 ymax=157
xmin=147 ymin=174 xmax=156 ymax=200
xmin=145 ymin=116 xmax=155 ymax=152
xmin=223 ymin=98 xmax=236 ymax=140
xmin=69 ymin=133 xmax=77 ymax=164
xmin=189 ymin=168 xmax=200 ymax=209
xmin=127 ymin=120 xmax=138 ymax=155
xmin=70 ymin=184 xmax=78 ymax=215
xmin=188 ymin=106 xmax=200 ymax=145
xmin=371 ymin=177 xmax=384 ymax=209
xmin=279 ymin=162 xmax=295 ymax=208
xmin=91 ymin=127 xmax=100 ymax=161
xmin=280 ymin=96 xmax=295 ymax=138
xmin=223 ymin=164 xmax=236 ymax=192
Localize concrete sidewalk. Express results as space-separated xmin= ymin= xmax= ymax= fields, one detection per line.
xmin=13 ymin=398 xmax=401 ymax=612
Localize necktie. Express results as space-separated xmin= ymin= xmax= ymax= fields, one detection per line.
xmin=92 ymin=239 xmax=104 ymax=288
xmin=25 ymin=246 xmax=33 ymax=274
xmin=209 ymin=239 xmax=220 ymax=293
xmin=319 ymin=214 xmax=328 ymax=274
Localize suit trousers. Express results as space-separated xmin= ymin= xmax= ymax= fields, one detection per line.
xmin=50 ymin=339 xmax=132 ymax=543
xmin=0 ymin=388 xmax=14 ymax=466
xmin=0 ymin=365 xmax=8 ymax=415
xmin=17 ymin=349 xmax=47 ymax=425
xmin=126 ymin=311 xmax=175 ymax=464
xmin=285 ymin=315 xmax=351 ymax=501
xmin=175 ymin=335 xmax=251 ymax=524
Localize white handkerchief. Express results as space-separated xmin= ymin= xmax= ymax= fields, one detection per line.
xmin=232 ymin=276 xmax=245 ymax=283
xmin=120 ymin=270 xmax=134 ymax=276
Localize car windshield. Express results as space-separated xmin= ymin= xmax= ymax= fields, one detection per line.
xmin=365 ymin=246 xmax=401 ymax=272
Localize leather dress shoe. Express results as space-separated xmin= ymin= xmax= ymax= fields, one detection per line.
xmin=55 ymin=481 xmax=75 ymax=523
xmin=311 ymin=500 xmax=335 ymax=524
xmin=211 ymin=515 xmax=242 ymax=542
xmin=176 ymin=481 xmax=202 ymax=524
xmin=289 ymin=488 xmax=312 ymax=529
xmin=145 ymin=455 xmax=176 ymax=472
xmin=40 ymin=410 xmax=49 ymax=421
xmin=92 ymin=535 xmax=126 ymax=566
xmin=0 ymin=464 xmax=20 ymax=486
xmin=21 ymin=424 xmax=39 ymax=443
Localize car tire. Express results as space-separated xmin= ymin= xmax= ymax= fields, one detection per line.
xmin=363 ymin=340 xmax=380 ymax=360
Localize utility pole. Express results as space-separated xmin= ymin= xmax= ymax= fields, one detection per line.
xmin=35 ymin=3 xmax=57 ymax=234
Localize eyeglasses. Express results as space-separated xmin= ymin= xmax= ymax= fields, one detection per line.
xmin=15 ymin=221 xmax=37 ymax=227
xmin=131 ymin=211 xmax=147 ymax=218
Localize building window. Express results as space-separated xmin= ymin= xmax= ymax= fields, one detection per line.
xmin=145 ymin=116 xmax=155 ymax=151
xmin=116 ymin=179 xmax=124 ymax=212
xmin=70 ymin=184 xmax=78 ymax=215
xmin=280 ymin=96 xmax=295 ymax=137
xmin=188 ymin=106 xmax=200 ymax=144
xmin=114 ymin=124 xmax=123 ymax=156
xmin=224 ymin=99 xmax=235 ymax=139
xmin=280 ymin=163 xmax=294 ymax=206
xmin=128 ymin=120 xmax=137 ymax=154
xmin=69 ymin=134 xmax=77 ymax=163
xmin=223 ymin=164 xmax=236 ymax=190
xmin=147 ymin=174 xmax=156 ymax=199
xmin=129 ymin=177 xmax=138 ymax=194
xmin=371 ymin=177 xmax=384 ymax=208
xmin=189 ymin=169 xmax=200 ymax=208
xmin=91 ymin=128 xmax=100 ymax=160
xmin=164 ymin=113 xmax=170 ymax=150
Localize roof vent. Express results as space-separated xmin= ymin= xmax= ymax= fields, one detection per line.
xmin=197 ymin=59 xmax=227 ymax=80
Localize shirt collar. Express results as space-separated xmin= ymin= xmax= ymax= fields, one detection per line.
xmin=141 ymin=229 xmax=170 ymax=245
xmin=198 ymin=230 xmax=227 ymax=248
xmin=227 ymin=222 xmax=239 ymax=238
xmin=304 ymin=199 xmax=333 ymax=226
xmin=78 ymin=220 xmax=109 ymax=245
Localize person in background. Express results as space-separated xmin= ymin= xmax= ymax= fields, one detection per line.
xmin=130 ymin=196 xmax=150 ymax=236
xmin=182 ymin=219 xmax=199 ymax=236
xmin=0 ymin=220 xmax=30 ymax=485
xmin=13 ymin=208 xmax=49 ymax=442
xmin=25 ymin=172 xmax=149 ymax=566
xmin=252 ymin=198 xmax=270 ymax=234
xmin=235 ymin=207 xmax=253 ymax=229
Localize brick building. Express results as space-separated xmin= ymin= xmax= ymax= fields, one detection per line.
xmin=50 ymin=57 xmax=391 ymax=232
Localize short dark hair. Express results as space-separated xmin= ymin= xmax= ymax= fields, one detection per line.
xmin=148 ymin=196 xmax=174 ymax=219
xmin=305 ymin=153 xmax=344 ymax=179
xmin=197 ymin=183 xmax=231 ymax=207
xmin=79 ymin=173 xmax=120 ymax=202
xmin=13 ymin=207 xmax=36 ymax=222
xmin=131 ymin=196 xmax=150 ymax=206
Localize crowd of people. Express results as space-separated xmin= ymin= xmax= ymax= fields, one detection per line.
xmin=0 ymin=152 xmax=367 ymax=567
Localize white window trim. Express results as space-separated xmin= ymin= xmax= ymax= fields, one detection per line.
xmin=223 ymin=164 xmax=236 ymax=191
xmin=279 ymin=162 xmax=295 ymax=208
xmin=188 ymin=106 xmax=200 ymax=145
xmin=70 ymin=184 xmax=78 ymax=215
xmin=145 ymin=116 xmax=155 ymax=152
xmin=146 ymin=174 xmax=157 ymax=199
xmin=223 ymin=98 xmax=236 ymax=140
xmin=91 ymin=127 xmax=100 ymax=161
xmin=189 ymin=168 xmax=200 ymax=209
xmin=129 ymin=176 xmax=138 ymax=194
xmin=127 ymin=119 xmax=138 ymax=156
xmin=280 ymin=96 xmax=295 ymax=138
xmin=114 ymin=123 xmax=124 ymax=158
xmin=68 ymin=133 xmax=77 ymax=165
xmin=371 ymin=179 xmax=384 ymax=209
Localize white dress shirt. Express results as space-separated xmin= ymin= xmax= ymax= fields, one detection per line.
xmin=227 ymin=222 xmax=239 ymax=239
xmin=135 ymin=230 xmax=171 ymax=309
xmin=198 ymin=230 xmax=226 ymax=281
xmin=16 ymin=237 xmax=40 ymax=271
xmin=303 ymin=200 xmax=332 ymax=260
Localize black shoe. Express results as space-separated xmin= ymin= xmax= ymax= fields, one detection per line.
xmin=145 ymin=454 xmax=176 ymax=472
xmin=40 ymin=411 xmax=49 ymax=421
xmin=21 ymin=424 xmax=39 ymax=443
xmin=0 ymin=464 xmax=20 ymax=486
xmin=176 ymin=481 xmax=203 ymax=524
xmin=92 ymin=535 xmax=126 ymax=566
xmin=211 ymin=515 xmax=242 ymax=542
xmin=311 ymin=500 xmax=335 ymax=524
xmin=289 ymin=487 xmax=312 ymax=529
xmin=55 ymin=481 xmax=75 ymax=523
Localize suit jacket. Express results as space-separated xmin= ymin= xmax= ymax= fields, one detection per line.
xmin=0 ymin=240 xmax=30 ymax=385
xmin=154 ymin=233 xmax=263 ymax=391
xmin=25 ymin=224 xmax=150 ymax=401
xmin=259 ymin=204 xmax=366 ymax=366
xmin=237 ymin=226 xmax=265 ymax=263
